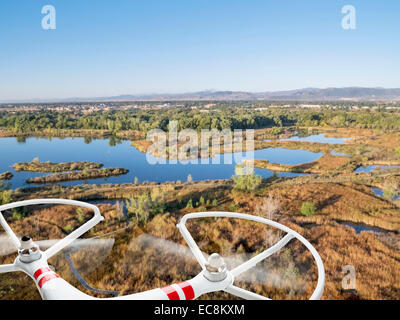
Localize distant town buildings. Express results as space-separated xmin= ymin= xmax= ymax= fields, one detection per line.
xmin=0 ymin=101 xmax=399 ymax=113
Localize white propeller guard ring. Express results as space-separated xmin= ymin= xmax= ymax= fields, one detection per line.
xmin=0 ymin=199 xmax=104 ymax=260
xmin=177 ymin=211 xmax=325 ymax=300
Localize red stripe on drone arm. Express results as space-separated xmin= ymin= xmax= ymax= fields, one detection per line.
xmin=33 ymin=267 xmax=51 ymax=280
xmin=161 ymin=285 xmax=180 ymax=300
xmin=38 ymin=273 xmax=60 ymax=288
xmin=177 ymin=281 xmax=195 ymax=300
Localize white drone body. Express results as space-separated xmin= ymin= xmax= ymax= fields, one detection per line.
xmin=0 ymin=199 xmax=325 ymax=300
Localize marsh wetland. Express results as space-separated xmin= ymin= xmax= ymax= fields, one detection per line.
xmin=0 ymin=107 xmax=399 ymax=300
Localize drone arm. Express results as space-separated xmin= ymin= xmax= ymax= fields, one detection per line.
xmin=0 ymin=264 xmax=18 ymax=273
xmin=112 ymin=272 xmax=234 ymax=300
xmin=36 ymin=270 xmax=215 ymax=300
xmin=231 ymin=233 xmax=295 ymax=277
xmin=39 ymin=277 xmax=95 ymax=300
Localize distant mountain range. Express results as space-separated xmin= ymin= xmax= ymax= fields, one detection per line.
xmin=103 ymin=87 xmax=400 ymax=102
xmin=3 ymin=87 xmax=400 ymax=103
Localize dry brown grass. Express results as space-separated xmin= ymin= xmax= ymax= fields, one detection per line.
xmin=1 ymin=179 xmax=399 ymax=300
xmin=252 ymin=154 xmax=352 ymax=174
xmin=304 ymin=223 xmax=400 ymax=300
xmin=261 ymin=183 xmax=400 ymax=232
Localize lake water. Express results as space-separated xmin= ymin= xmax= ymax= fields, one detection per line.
xmin=266 ymin=133 xmax=351 ymax=144
xmin=330 ymin=150 xmax=349 ymax=157
xmin=355 ymin=165 xmax=400 ymax=173
xmin=0 ymin=137 xmax=321 ymax=189
xmin=344 ymin=223 xmax=382 ymax=235
xmin=371 ymin=187 xmax=400 ymax=201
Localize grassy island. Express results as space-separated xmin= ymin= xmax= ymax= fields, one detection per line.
xmin=13 ymin=160 xmax=104 ymax=172
xmin=250 ymin=154 xmax=355 ymax=174
xmin=0 ymin=171 xmax=13 ymax=180
xmin=26 ymin=168 xmax=129 ymax=184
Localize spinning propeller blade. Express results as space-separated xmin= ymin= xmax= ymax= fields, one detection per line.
xmin=0 ymin=234 xmax=114 ymax=257
xmin=120 ymin=233 xmax=296 ymax=290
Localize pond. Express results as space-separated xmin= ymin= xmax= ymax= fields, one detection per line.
xmin=344 ymin=223 xmax=383 ymax=235
xmin=266 ymin=133 xmax=351 ymax=144
xmin=354 ymin=165 xmax=400 ymax=173
xmin=330 ymin=150 xmax=349 ymax=157
xmin=370 ymin=187 xmax=400 ymax=201
xmin=0 ymin=137 xmax=321 ymax=189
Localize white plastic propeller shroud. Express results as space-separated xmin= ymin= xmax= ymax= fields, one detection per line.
xmin=0 ymin=201 xmax=325 ymax=300
xmin=0 ymin=199 xmax=104 ymax=273
xmin=177 ymin=211 xmax=325 ymax=300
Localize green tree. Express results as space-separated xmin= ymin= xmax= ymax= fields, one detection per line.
xmin=232 ymin=167 xmax=262 ymax=193
xmin=126 ymin=194 xmax=153 ymax=225
xmin=126 ymin=190 xmax=167 ymax=226
xmin=300 ymin=202 xmax=317 ymax=216
xmin=270 ymin=127 xmax=283 ymax=135
xmin=382 ymin=181 xmax=399 ymax=200
xmin=186 ymin=198 xmax=194 ymax=209
xmin=0 ymin=182 xmax=11 ymax=205
xmin=64 ymin=225 xmax=74 ymax=233
xmin=199 ymin=196 xmax=205 ymax=205
xmin=76 ymin=208 xmax=85 ymax=223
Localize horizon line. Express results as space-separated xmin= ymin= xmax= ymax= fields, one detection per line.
xmin=1 ymin=86 xmax=400 ymax=104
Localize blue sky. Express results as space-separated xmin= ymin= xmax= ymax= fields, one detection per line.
xmin=0 ymin=0 xmax=399 ymax=100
